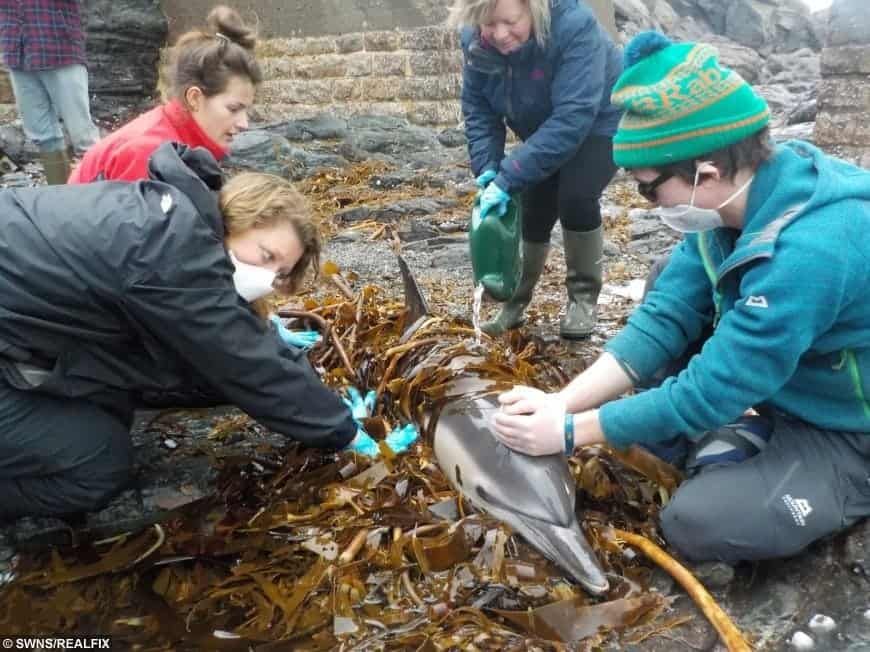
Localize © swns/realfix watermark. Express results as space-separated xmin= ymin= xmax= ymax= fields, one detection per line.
xmin=1 ymin=638 xmax=111 ymax=650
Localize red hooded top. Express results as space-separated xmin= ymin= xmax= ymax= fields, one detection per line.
xmin=69 ymin=100 xmax=228 ymax=183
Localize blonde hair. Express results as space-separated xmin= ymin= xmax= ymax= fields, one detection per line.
xmin=220 ymin=172 xmax=321 ymax=308
xmin=447 ymin=0 xmax=551 ymax=48
xmin=163 ymin=5 xmax=262 ymax=104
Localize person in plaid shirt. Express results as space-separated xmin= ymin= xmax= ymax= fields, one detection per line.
xmin=0 ymin=0 xmax=99 ymax=184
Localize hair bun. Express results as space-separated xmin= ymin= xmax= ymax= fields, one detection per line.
xmin=624 ymin=31 xmax=672 ymax=69
xmin=207 ymin=5 xmax=257 ymax=50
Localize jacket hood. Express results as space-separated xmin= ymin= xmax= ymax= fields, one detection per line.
xmin=744 ymin=141 xmax=870 ymax=235
xmin=147 ymin=142 xmax=224 ymax=223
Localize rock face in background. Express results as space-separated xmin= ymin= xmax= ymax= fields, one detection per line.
xmin=0 ymin=0 xmax=845 ymax=159
xmin=814 ymin=0 xmax=870 ymax=167
xmin=84 ymin=0 xmax=167 ymax=118
xmin=615 ymin=0 xmax=820 ymax=53
xmin=251 ymin=0 xmax=824 ymax=130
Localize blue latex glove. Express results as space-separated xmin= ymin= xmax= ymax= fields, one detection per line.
xmin=342 ymin=386 xmax=377 ymax=421
xmin=385 ymin=423 xmax=419 ymax=454
xmin=346 ymin=426 xmax=380 ymax=457
xmin=475 ymin=169 xmax=497 ymax=189
xmin=270 ymin=315 xmax=322 ymax=351
xmin=478 ymin=180 xmax=510 ymax=220
xmin=345 ymin=423 xmax=419 ymax=458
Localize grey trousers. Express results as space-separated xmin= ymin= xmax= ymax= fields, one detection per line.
xmin=642 ymin=255 xmax=870 ymax=562
xmin=0 ymin=378 xmax=133 ymax=520
xmin=661 ymin=410 xmax=870 ymax=563
xmin=9 ymin=65 xmax=100 ymax=154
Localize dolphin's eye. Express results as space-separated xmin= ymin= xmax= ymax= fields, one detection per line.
xmin=455 ymin=465 xmax=463 ymax=487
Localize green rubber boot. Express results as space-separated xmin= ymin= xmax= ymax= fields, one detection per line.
xmin=40 ymin=149 xmax=70 ymax=185
xmin=559 ymin=227 xmax=603 ymax=340
xmin=481 ymin=240 xmax=550 ymax=336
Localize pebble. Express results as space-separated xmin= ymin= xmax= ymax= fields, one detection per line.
xmin=789 ymin=631 xmax=814 ymax=650
xmin=162 ymin=438 xmax=178 ymax=450
xmin=864 ymin=608 xmax=870 ymax=621
xmin=213 ymin=630 xmax=241 ymax=639
xmin=808 ymin=614 xmax=836 ymax=632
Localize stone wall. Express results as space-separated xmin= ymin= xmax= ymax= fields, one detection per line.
xmin=813 ymin=0 xmax=870 ymax=166
xmin=255 ymin=26 xmax=464 ymax=128
xmin=160 ymin=0 xmax=448 ymax=41
xmin=251 ymin=1 xmax=617 ymax=129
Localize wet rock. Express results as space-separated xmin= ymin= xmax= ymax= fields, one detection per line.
xmin=396 ymin=217 xmax=443 ymax=243
xmin=754 ymin=84 xmax=799 ymax=126
xmin=772 ymin=122 xmax=816 ymax=142
xmin=227 ymin=130 xmax=349 ymax=179
xmin=787 ymin=97 xmax=818 ymax=125
xmin=85 ymin=0 xmax=167 ymax=118
xmin=226 ymin=130 xmax=298 ymax=176
xmin=369 ymin=170 xmax=417 ymax=190
xmin=707 ymin=35 xmax=766 ymax=84
xmin=346 ymin=116 xmax=441 ymax=157
xmin=722 ymin=0 xmax=820 ymax=55
xmin=280 ymin=114 xmax=348 ymax=141
xmin=437 ymin=127 xmax=467 ymax=149
xmin=815 ymin=0 xmax=870 ymax=167
xmin=366 ymin=197 xmax=458 ymax=223
xmin=688 ymin=560 xmax=735 ymax=589
xmin=763 ymin=48 xmax=821 ymax=82
xmin=842 ymin=518 xmax=869 ymax=577
xmin=336 ymin=206 xmax=373 ymax=223
xmin=0 ymin=123 xmax=38 ymax=164
xmin=430 ymin=240 xmax=472 ymax=271
xmin=0 ymin=405 xmax=274 ymax=552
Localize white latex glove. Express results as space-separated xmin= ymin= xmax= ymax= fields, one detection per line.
xmin=492 ymin=386 xmax=567 ymax=456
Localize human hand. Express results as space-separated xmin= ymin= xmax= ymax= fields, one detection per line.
xmin=492 ymin=386 xmax=567 ymax=456
xmin=270 ymin=315 xmax=322 ymax=350
xmin=345 ymin=426 xmax=380 ymax=457
xmin=385 ymin=423 xmax=419 ymax=454
xmin=344 ymin=423 xmax=419 ymax=458
xmin=475 ymin=169 xmax=497 ymax=189
xmin=478 ymin=180 xmax=509 ymax=219
xmin=342 ymin=386 xmax=376 ymax=422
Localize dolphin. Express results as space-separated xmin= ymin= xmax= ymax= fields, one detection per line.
xmin=432 ymin=395 xmax=610 ymax=595
xmin=395 ymin=253 xmax=609 ymax=594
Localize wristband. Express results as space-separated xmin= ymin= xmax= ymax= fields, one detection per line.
xmin=564 ymin=412 xmax=575 ymax=456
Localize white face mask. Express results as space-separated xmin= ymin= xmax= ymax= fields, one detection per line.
xmin=655 ymin=166 xmax=755 ymax=233
xmin=229 ymin=251 xmax=276 ymax=302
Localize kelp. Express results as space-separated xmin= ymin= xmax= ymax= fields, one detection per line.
xmin=0 ymin=282 xmax=743 ymax=650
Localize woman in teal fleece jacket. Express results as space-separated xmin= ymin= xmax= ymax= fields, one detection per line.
xmin=491 ymin=32 xmax=870 ymax=563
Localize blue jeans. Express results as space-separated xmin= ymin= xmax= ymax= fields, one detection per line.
xmin=9 ymin=64 xmax=99 ymax=154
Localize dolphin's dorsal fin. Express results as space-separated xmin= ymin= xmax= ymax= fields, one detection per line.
xmin=397 ymin=253 xmax=429 ymax=335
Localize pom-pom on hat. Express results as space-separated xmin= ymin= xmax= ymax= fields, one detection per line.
xmin=610 ymin=31 xmax=770 ymax=169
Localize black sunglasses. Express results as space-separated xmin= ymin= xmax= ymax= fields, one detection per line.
xmin=637 ymin=172 xmax=673 ymax=203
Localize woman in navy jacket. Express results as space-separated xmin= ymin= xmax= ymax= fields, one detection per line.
xmin=451 ymin=0 xmax=622 ymax=338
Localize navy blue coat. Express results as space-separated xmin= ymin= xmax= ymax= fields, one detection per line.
xmin=460 ymin=0 xmax=623 ymax=193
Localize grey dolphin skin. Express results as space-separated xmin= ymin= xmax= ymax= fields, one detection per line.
xmin=395 ymin=253 xmax=608 ymax=594
xmin=433 ymin=395 xmax=610 ymax=595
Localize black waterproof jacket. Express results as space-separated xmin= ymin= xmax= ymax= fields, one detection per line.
xmin=0 ymin=143 xmax=356 ymax=449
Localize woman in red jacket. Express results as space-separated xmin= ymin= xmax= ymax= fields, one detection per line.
xmin=69 ymin=6 xmax=260 ymax=183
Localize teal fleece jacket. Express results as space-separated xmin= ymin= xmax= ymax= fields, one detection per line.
xmin=601 ymin=141 xmax=870 ymax=447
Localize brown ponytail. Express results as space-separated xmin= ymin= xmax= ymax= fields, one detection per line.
xmin=164 ymin=5 xmax=262 ymax=104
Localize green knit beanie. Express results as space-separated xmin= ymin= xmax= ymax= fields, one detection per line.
xmin=611 ymin=31 xmax=770 ymax=169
